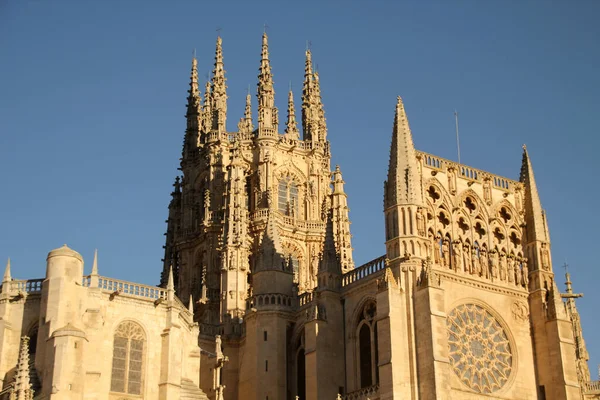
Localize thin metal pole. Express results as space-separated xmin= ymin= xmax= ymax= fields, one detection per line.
xmin=454 ymin=110 xmax=461 ymax=165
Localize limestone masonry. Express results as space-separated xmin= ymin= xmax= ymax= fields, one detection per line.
xmin=1 ymin=34 xmax=598 ymax=400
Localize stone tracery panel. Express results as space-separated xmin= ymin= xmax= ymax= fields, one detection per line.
xmin=446 ymin=304 xmax=513 ymax=394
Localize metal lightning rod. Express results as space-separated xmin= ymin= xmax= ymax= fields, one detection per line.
xmin=454 ymin=110 xmax=461 ymax=165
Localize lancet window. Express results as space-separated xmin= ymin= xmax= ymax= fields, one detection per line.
xmin=278 ymin=176 xmax=299 ymax=216
xmin=356 ymin=300 xmax=379 ymax=389
xmin=110 ymin=321 xmax=145 ymax=395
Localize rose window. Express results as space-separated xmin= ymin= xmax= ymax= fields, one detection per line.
xmin=447 ymin=304 xmax=513 ymax=394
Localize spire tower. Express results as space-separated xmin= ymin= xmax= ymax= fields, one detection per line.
xmin=211 ymin=36 xmax=227 ymax=134
xmin=183 ymin=56 xmax=202 ymax=158
xmin=301 ymin=49 xmax=326 ymax=143
xmin=257 ymin=33 xmax=278 ymax=137
xmin=238 ymin=92 xmax=254 ymax=135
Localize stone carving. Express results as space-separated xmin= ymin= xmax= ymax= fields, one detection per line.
xmin=452 ymin=241 xmax=462 ymax=273
xmin=447 ymin=304 xmax=513 ymax=394
xmin=442 ymin=239 xmax=450 ymax=268
xmin=511 ymin=301 xmax=529 ymax=322
xmin=540 ymin=243 xmax=550 ymax=271
xmin=507 ymin=255 xmax=515 ymax=283
xmin=499 ymin=252 xmax=507 ymax=281
xmin=489 ymin=250 xmax=499 ymax=279
xmin=522 ymin=258 xmax=529 ymax=287
xmin=416 ymin=207 xmax=426 ymax=236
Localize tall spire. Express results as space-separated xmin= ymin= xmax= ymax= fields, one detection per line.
xmin=520 ymin=145 xmax=549 ymax=243
xmin=211 ymin=36 xmax=227 ymax=134
xmin=256 ymin=211 xmax=285 ymax=272
xmin=167 ymin=264 xmax=175 ymax=301
xmin=201 ymin=80 xmax=212 ymax=137
xmin=301 ymin=49 xmax=326 ymax=142
xmin=385 ymin=96 xmax=422 ymax=207
xmin=257 ymin=33 xmax=277 ymax=136
xmin=284 ymin=89 xmax=299 ymax=139
xmin=238 ymin=92 xmax=254 ymax=134
xmin=330 ymin=165 xmax=355 ymax=271
xmin=3 ymin=258 xmax=11 ymax=282
xmin=11 ymin=336 xmax=34 ymax=400
xmin=319 ymin=209 xmax=342 ymax=276
xmin=182 ymin=56 xmax=202 ymax=157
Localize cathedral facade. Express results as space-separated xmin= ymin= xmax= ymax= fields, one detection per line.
xmin=0 ymin=33 xmax=598 ymax=400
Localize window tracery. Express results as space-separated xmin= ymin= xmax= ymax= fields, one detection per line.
xmin=447 ymin=304 xmax=513 ymax=394
xmin=111 ymin=321 xmax=145 ymax=395
xmin=356 ymin=300 xmax=379 ymax=389
xmin=278 ymin=176 xmax=299 ymax=216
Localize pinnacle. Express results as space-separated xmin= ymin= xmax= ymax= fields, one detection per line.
xmin=167 ymin=264 xmax=175 ymax=292
xmin=520 ymin=146 xmax=548 ymax=242
xmin=285 ymin=89 xmax=299 ymax=138
xmin=91 ymin=249 xmax=98 ymax=276
xmin=3 ymin=258 xmax=11 ymax=282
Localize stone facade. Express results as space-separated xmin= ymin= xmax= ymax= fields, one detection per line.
xmin=1 ymin=33 xmax=598 ymax=400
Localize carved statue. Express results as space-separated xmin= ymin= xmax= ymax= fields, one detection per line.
xmin=522 ymin=258 xmax=529 ymax=287
xmin=452 ymin=241 xmax=462 ymax=273
xmin=540 ymin=242 xmax=550 ymax=271
xmin=499 ymin=252 xmax=507 ymax=281
xmin=448 ymin=168 xmax=456 ymax=194
xmin=490 ymin=250 xmax=499 ymax=279
xmin=480 ymin=249 xmax=489 ymax=279
xmin=442 ymin=239 xmax=450 ymax=268
xmin=416 ymin=207 xmax=426 ymax=236
xmin=472 ymin=248 xmax=479 ymax=276
xmin=507 ymin=256 xmax=515 ymax=283
xmin=463 ymin=244 xmax=471 ymax=274
xmin=483 ymin=178 xmax=492 ymax=205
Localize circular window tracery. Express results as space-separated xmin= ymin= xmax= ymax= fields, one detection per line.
xmin=446 ymin=304 xmax=513 ymax=394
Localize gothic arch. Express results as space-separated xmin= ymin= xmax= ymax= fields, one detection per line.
xmin=351 ymin=296 xmax=378 ymax=332
xmin=456 ymin=188 xmax=490 ymax=221
xmin=490 ymin=199 xmax=523 ymax=227
xmin=273 ymin=161 xmax=307 ymax=184
xmin=424 ymin=178 xmax=454 ymax=210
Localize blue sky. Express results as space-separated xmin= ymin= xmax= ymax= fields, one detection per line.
xmin=1 ymin=0 xmax=599 ymax=376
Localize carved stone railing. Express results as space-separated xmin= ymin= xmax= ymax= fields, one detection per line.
xmin=417 ymin=150 xmax=519 ymax=191
xmin=343 ymin=384 xmax=379 ymax=400
xmin=1 ymin=279 xmax=44 ymax=294
xmin=584 ymin=380 xmax=600 ymax=394
xmin=246 ymin=293 xmax=294 ymax=310
xmin=96 ymin=277 xmax=167 ymax=300
xmin=342 ymin=256 xmax=386 ymax=287
xmin=249 ymin=209 xmax=326 ymax=232
xmin=298 ymin=291 xmax=314 ymax=308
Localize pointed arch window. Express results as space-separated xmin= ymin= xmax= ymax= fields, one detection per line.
xmin=356 ymin=300 xmax=379 ymax=389
xmin=111 ymin=321 xmax=145 ymax=395
xmin=278 ymin=176 xmax=299 ymax=216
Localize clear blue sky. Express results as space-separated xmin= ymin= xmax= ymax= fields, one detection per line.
xmin=1 ymin=0 xmax=599 ymax=376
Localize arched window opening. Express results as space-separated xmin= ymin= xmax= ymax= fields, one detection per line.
xmin=297 ymin=348 xmax=306 ymax=400
xmin=359 ymin=324 xmax=372 ymax=388
xmin=356 ymin=300 xmax=379 ymax=389
xmin=111 ymin=321 xmax=145 ymax=395
xmin=278 ymin=176 xmax=299 ymax=216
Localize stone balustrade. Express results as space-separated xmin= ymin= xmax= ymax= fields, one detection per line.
xmin=418 ymin=150 xmax=519 ymax=191
xmin=343 ymin=383 xmax=379 ymax=400
xmin=298 ymin=291 xmax=314 ymax=308
xmin=1 ymin=279 xmax=44 ymax=294
xmin=96 ymin=276 xmax=167 ymax=300
xmin=246 ymin=293 xmax=294 ymax=310
xmin=342 ymin=256 xmax=386 ymax=287
xmin=584 ymin=380 xmax=600 ymax=394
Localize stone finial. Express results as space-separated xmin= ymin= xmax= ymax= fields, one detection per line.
xmin=257 ymin=32 xmax=277 ymax=133
xmin=3 ymin=258 xmax=11 ymax=282
xmin=238 ymin=91 xmax=254 ymax=134
xmin=188 ymin=294 xmax=194 ymax=314
xmin=11 ymin=336 xmax=34 ymax=400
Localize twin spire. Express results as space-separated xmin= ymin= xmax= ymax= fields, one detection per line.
xmin=182 ymin=33 xmax=326 ymax=145
xmin=385 ymin=96 xmax=422 ymax=207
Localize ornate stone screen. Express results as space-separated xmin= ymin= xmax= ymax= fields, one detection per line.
xmin=446 ymin=304 xmax=513 ymax=393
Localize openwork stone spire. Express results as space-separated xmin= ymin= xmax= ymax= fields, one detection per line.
xmin=10 ymin=336 xmax=34 ymax=400
xmin=385 ymin=96 xmax=422 ymax=207
xmin=284 ymin=89 xmax=299 ymax=139
xmin=520 ymin=146 xmax=550 ymax=243
xmin=301 ymin=49 xmax=327 ymax=142
xmin=211 ymin=37 xmax=227 ymax=133
xmin=257 ymin=33 xmax=278 ymax=136
xmin=331 ymin=165 xmax=354 ymax=271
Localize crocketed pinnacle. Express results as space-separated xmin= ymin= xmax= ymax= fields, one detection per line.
xmin=201 ymin=80 xmax=212 ymax=134
xmin=257 ymin=33 xmax=277 ymax=133
xmin=184 ymin=57 xmax=201 ymax=154
xmin=12 ymin=336 xmax=33 ymax=400
xmin=520 ymin=146 xmax=549 ymax=243
xmin=256 ymin=211 xmax=285 ymax=271
xmin=186 ymin=57 xmax=201 ymax=117
xmin=301 ymin=49 xmax=326 ymax=142
xmin=238 ymin=92 xmax=254 ymax=134
xmin=211 ymin=37 xmax=227 ymax=133
xmin=385 ymin=96 xmax=422 ymax=207
xmin=318 ymin=209 xmax=342 ymax=276
xmin=167 ymin=264 xmax=175 ymax=291
xmin=284 ymin=89 xmax=299 ymax=138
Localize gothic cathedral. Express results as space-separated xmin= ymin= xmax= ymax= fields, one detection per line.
xmin=0 ymin=33 xmax=597 ymax=400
